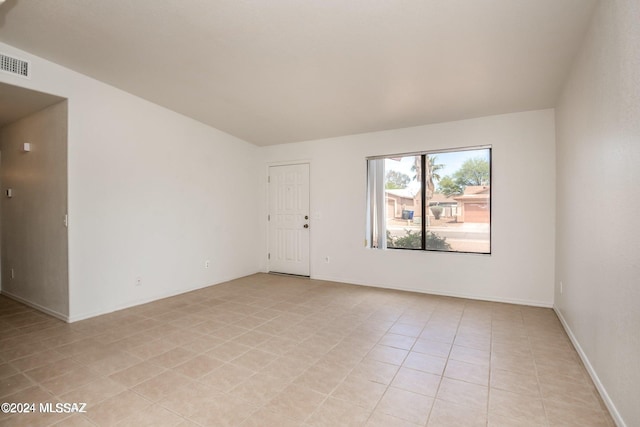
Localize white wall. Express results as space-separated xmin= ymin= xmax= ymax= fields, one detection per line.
xmin=0 ymin=42 xmax=260 ymax=321
xmin=258 ymin=109 xmax=556 ymax=307
xmin=555 ymin=0 xmax=640 ymax=425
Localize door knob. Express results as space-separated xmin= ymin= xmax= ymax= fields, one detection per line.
xmin=305 ymin=215 xmax=309 ymax=220
xmin=304 ymin=224 xmax=309 ymax=228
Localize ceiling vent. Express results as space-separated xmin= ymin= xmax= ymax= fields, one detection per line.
xmin=0 ymin=53 xmax=31 ymax=79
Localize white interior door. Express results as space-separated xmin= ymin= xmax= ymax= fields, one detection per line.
xmin=268 ymin=163 xmax=310 ymax=276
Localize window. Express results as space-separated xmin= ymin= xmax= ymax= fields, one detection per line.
xmin=366 ymin=146 xmax=491 ymax=254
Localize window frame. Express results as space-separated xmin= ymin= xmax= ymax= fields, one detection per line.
xmin=366 ymin=145 xmax=492 ymax=255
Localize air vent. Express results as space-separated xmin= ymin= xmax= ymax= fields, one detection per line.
xmin=0 ymin=53 xmax=31 ymax=78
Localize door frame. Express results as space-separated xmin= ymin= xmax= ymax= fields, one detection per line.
xmin=265 ymin=160 xmax=311 ymax=277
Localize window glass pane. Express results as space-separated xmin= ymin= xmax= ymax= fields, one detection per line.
xmin=384 ymin=155 xmax=422 ymax=249
xmin=367 ymin=146 xmax=490 ymax=254
xmin=427 ymin=148 xmax=490 ymax=253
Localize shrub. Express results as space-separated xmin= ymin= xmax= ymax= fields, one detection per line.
xmin=430 ymin=205 xmax=443 ymax=220
xmin=387 ymin=229 xmax=451 ymax=250
xmin=425 ymin=230 xmax=451 ymax=250
xmin=387 ymin=229 xmax=421 ymax=248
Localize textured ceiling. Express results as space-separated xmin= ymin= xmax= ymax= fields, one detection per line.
xmin=0 ymin=0 xmax=597 ymax=145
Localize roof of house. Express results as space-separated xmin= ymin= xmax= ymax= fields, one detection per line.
xmin=463 ymin=186 xmax=490 ymax=195
xmin=454 ymin=185 xmax=490 ymax=201
xmin=429 ymin=192 xmax=456 ymax=204
xmin=385 ymin=188 xmax=417 ymax=199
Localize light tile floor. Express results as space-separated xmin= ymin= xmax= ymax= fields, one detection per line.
xmin=0 ymin=273 xmax=615 ymax=426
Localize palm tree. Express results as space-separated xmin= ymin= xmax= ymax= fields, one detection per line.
xmin=410 ymin=155 xmax=444 ymax=226
xmin=426 ymin=156 xmax=444 ymax=200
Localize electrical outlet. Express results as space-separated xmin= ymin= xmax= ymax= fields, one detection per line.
xmin=10 ymin=268 xmax=15 ymax=280
xmin=205 ymin=260 xmax=210 ymax=269
xmin=560 ymin=281 xmax=563 ymax=294
xmin=135 ymin=276 xmax=142 ymax=286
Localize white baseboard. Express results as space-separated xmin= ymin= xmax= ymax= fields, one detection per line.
xmin=0 ymin=290 xmax=69 ymax=322
xmin=311 ymin=274 xmax=553 ymax=308
xmin=67 ymin=272 xmax=252 ymax=323
xmin=554 ymin=306 xmax=626 ymax=427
